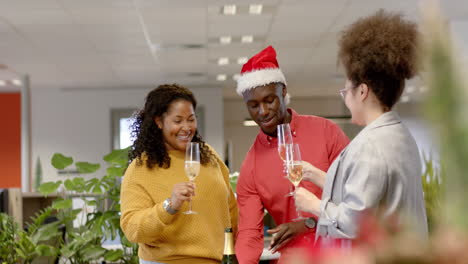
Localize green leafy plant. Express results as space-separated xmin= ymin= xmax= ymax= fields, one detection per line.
xmin=0 ymin=212 xmax=19 ymax=263
xmin=229 ymin=171 xmax=239 ymax=193
xmin=36 ymin=147 xmax=138 ymax=264
xmin=421 ymin=153 xmax=443 ymax=233
xmin=0 ymin=208 xmax=62 ymax=264
xmin=421 ymin=3 xmax=468 ymax=231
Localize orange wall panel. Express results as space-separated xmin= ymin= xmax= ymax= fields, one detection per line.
xmin=0 ymin=93 xmax=21 ymax=188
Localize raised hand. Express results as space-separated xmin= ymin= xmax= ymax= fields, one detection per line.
xmin=170 ymin=182 xmax=196 ymax=210
xmin=302 ymin=161 xmax=327 ymax=188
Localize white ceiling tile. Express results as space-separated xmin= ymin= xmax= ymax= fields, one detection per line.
xmin=268 ymin=0 xmax=347 ymax=45
xmin=0 ymin=21 xmax=13 ymax=33
xmin=0 ymin=0 xmax=448 ymax=97
xmin=59 ymin=0 xmax=133 ymax=9
xmin=207 ymin=0 xmax=280 ymax=4
xmin=207 ymin=44 xmax=264 ymax=59
xmin=208 ymin=15 xmax=272 ymax=36
xmin=135 ymin=0 xmax=208 ymax=8
xmin=67 ymin=8 xmax=139 ymax=25
xmin=0 ymin=0 xmax=62 ymax=10
xmin=330 ymin=0 xmax=421 ymax=33
xmin=1 ymin=8 xmax=73 ymax=25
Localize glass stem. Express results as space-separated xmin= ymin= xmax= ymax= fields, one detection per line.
xmin=293 ymin=185 xmax=303 ymax=219
xmin=189 ymin=180 xmax=194 ymax=211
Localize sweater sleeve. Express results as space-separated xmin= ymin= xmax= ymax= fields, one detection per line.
xmin=235 ymin=153 xmax=264 ymax=264
xmin=120 ymin=161 xmax=176 ymax=244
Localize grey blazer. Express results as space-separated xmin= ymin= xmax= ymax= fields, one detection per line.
xmin=316 ymin=111 xmax=428 ymax=241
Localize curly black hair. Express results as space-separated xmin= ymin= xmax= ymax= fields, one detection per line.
xmin=338 ymin=9 xmax=419 ymax=110
xmin=129 ymin=84 xmax=216 ymax=169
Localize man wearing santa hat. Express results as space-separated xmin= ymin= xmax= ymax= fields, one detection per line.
xmin=235 ymin=46 xmax=349 ymax=263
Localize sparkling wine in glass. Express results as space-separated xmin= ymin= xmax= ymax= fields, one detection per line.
xmin=277 ymin=124 xmax=294 ymax=197
xmin=285 ymin=143 xmax=306 ymax=221
xmin=183 ymin=142 xmax=200 ymax=215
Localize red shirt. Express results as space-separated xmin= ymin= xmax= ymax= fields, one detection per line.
xmin=235 ymin=109 xmax=350 ymax=263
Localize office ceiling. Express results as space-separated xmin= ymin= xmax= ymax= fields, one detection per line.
xmin=0 ymin=0 xmax=467 ymax=98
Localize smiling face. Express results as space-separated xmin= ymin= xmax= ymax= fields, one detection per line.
xmin=155 ymin=99 xmax=197 ymax=152
xmin=243 ymin=83 xmax=288 ymax=137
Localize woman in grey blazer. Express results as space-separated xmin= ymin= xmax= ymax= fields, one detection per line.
xmin=294 ymin=10 xmax=428 ymax=242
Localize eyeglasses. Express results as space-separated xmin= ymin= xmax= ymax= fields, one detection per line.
xmin=339 ymin=87 xmax=350 ymax=100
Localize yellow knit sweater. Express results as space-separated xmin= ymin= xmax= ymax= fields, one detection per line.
xmin=120 ymin=148 xmax=238 ymax=264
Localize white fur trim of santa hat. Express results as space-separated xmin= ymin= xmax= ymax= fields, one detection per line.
xmin=236 ymin=68 xmax=287 ymax=96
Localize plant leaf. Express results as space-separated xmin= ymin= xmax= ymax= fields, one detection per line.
xmin=103 ymin=147 xmax=130 ymax=166
xmin=107 ymin=166 xmax=126 ymax=177
xmin=36 ymin=244 xmax=57 ymax=257
xmin=64 ymin=179 xmax=75 ymax=191
xmin=52 ymin=199 xmax=72 ymax=210
xmin=81 ymin=246 xmax=106 ymax=261
xmin=75 ymin=162 xmax=101 ymax=174
xmin=38 ymin=181 xmax=62 ymax=196
xmin=104 ymin=249 xmax=123 ymax=261
xmin=51 ymin=153 xmax=73 ymax=170
xmin=72 ymin=177 xmax=87 ymax=192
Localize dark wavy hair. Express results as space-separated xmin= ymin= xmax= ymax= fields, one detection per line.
xmin=129 ymin=84 xmax=216 ymax=169
xmin=338 ymin=10 xmax=419 ymax=110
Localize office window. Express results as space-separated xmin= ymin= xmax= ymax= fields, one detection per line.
xmin=111 ymin=109 xmax=136 ymax=150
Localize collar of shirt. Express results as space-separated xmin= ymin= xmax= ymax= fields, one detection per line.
xmin=257 ymin=108 xmax=299 ymax=147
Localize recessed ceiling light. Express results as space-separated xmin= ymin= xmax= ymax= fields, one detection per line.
xmin=12 ymin=79 xmax=21 ymax=86
xmin=220 ymin=36 xmax=232 ymax=44
xmin=405 ymin=85 xmax=415 ymax=93
xmin=0 ymin=80 xmax=6 ymax=86
xmin=218 ymin=57 xmax=229 ymax=66
xmin=243 ymin=120 xmax=258 ymax=127
xmin=232 ymin=74 xmax=241 ymax=81
xmin=241 ymin=35 xmax=254 ymax=43
xmin=217 ymin=74 xmax=227 ymax=81
xmin=237 ymin=57 xmax=248 ymax=65
xmin=249 ymin=4 xmax=263 ymax=15
xmin=223 ymin=5 xmax=236 ymax=15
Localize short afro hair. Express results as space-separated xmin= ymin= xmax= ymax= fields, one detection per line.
xmin=338 ymin=9 xmax=419 ymax=109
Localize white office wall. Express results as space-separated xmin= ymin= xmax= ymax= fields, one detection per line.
xmin=31 ymin=87 xmax=224 ymax=183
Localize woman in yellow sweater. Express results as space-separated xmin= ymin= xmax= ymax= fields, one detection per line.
xmin=120 ymin=84 xmax=238 ymax=264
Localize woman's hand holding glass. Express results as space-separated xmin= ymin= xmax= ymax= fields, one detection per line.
xmin=170 ymin=182 xmax=196 ymax=210
xmin=294 ymin=187 xmax=321 ymax=216
xmin=301 ymin=161 xmax=327 ymax=189
xmin=285 ymin=143 xmax=306 ymax=221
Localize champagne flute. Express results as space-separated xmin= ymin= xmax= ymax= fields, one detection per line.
xmin=285 ymin=143 xmax=306 ymax=221
xmin=277 ymin=124 xmax=294 ymax=197
xmin=183 ymin=142 xmax=200 ymax=215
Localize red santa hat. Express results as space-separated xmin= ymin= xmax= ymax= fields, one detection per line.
xmin=236 ymin=46 xmax=287 ymax=96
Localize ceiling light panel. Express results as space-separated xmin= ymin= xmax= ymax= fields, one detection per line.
xmin=219 ymin=36 xmax=232 ymax=44
xmin=241 ymin=35 xmax=254 ymax=43
xmin=217 ymin=74 xmax=227 ymax=81
xmin=249 ymin=4 xmax=263 ymax=15
xmin=223 ymin=5 xmax=236 ymax=15
xmin=218 ymin=57 xmax=229 ymax=65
